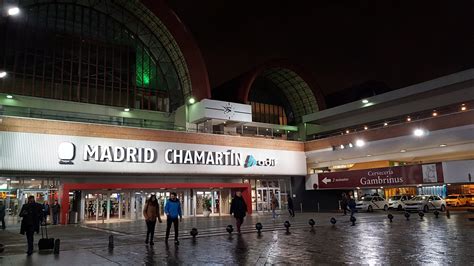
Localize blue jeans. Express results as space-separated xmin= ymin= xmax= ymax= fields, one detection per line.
xmin=272 ymin=209 xmax=276 ymax=218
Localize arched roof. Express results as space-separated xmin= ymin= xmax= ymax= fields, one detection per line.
xmin=237 ymin=60 xmax=327 ymax=118
xmin=141 ymin=0 xmax=211 ymax=101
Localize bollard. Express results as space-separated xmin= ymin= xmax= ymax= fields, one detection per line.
xmin=330 ymin=217 xmax=337 ymax=225
xmin=226 ymin=225 xmax=234 ymax=234
xmin=0 ymin=243 xmax=4 ymax=254
xmin=434 ymin=210 xmax=439 ymax=218
xmin=108 ymin=235 xmax=114 ymax=249
xmin=53 ymin=239 xmax=60 ymax=254
xmin=255 ymin=222 xmax=263 ymax=235
xmin=308 ymin=219 xmax=315 ymax=228
xmin=284 ymin=221 xmax=291 ymax=233
xmin=350 ymin=215 xmax=356 ymax=226
xmin=418 ymin=211 xmax=424 ymax=220
xmin=388 ymin=213 xmax=394 ymax=223
xmin=446 ymin=209 xmax=451 ymax=219
xmin=404 ymin=212 xmax=410 ymax=221
xmin=190 ymin=228 xmax=198 ymax=238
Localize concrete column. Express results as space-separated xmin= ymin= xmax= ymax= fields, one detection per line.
xmin=106 ymin=193 xmax=111 ymax=220
xmin=141 ymin=193 xmax=146 ymax=220
xmin=95 ymin=197 xmax=99 ymax=222
xmin=211 ymin=192 xmax=215 ymax=214
xmin=131 ymin=192 xmax=136 ymax=220
xmin=118 ymin=193 xmax=122 ymax=220
xmin=192 ymin=191 xmax=197 ymax=217
xmin=124 ymin=192 xmax=129 ymax=219
xmin=80 ymin=192 xmax=85 ymax=223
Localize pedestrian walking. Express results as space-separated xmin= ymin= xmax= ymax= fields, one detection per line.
xmin=287 ymin=197 xmax=295 ymax=217
xmin=164 ymin=192 xmax=182 ymax=245
xmin=19 ymin=196 xmax=43 ymax=256
xmin=51 ymin=200 xmax=60 ymax=225
xmin=230 ymin=191 xmax=247 ymax=233
xmin=143 ymin=194 xmax=162 ymax=245
xmin=0 ymin=200 xmax=6 ymax=230
xmin=341 ymin=193 xmax=349 ymax=215
xmin=271 ymin=194 xmax=278 ymax=219
xmin=348 ymin=192 xmax=357 ymax=217
xmin=42 ymin=201 xmax=50 ymax=224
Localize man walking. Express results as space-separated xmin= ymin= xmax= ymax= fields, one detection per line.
xmin=164 ymin=192 xmax=182 ymax=245
xmin=0 ymin=200 xmax=6 ymax=230
xmin=230 ymin=191 xmax=247 ymax=233
xmin=19 ymin=196 xmax=42 ymax=255
xmin=287 ymin=196 xmax=295 ymax=217
xmin=51 ymin=200 xmax=61 ymax=225
xmin=271 ymin=194 xmax=278 ymax=219
xmin=341 ymin=193 xmax=349 ymax=215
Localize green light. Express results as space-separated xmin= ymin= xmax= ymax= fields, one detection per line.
xmin=188 ymin=97 xmax=196 ymax=104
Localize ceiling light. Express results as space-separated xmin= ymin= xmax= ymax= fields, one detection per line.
xmin=245 ymin=126 xmax=248 ymax=129
xmin=380 ymin=187 xmax=384 ymax=189
xmin=362 ymin=99 xmax=369 ymax=104
xmin=356 ymin=187 xmax=360 ymax=189
xmin=8 ymin=7 xmax=20 ymax=16
xmin=338 ymin=158 xmax=342 ymax=161
xmin=31 ymin=178 xmax=35 ymax=181
xmin=355 ymin=139 xmax=365 ymax=147
xmin=461 ymin=105 xmax=467 ymax=111
xmin=364 ymin=126 xmax=368 ymax=130
xmin=400 ymin=149 xmax=407 ymax=153
xmin=276 ymin=129 xmax=279 ymax=132
xmin=123 ymin=108 xmax=130 ymax=112
xmin=0 ymin=71 xmax=7 ymax=78
xmin=265 ymin=128 xmax=268 ymax=131
xmin=348 ymin=143 xmax=353 ymax=148
xmin=6 ymin=94 xmax=13 ymax=99
xmin=366 ymin=154 xmax=372 ymax=157
xmin=340 ymin=144 xmax=345 ymax=149
xmin=384 ymin=122 xmax=388 ymax=126
xmin=439 ymin=144 xmax=447 ymax=147
xmin=432 ymin=111 xmax=438 ymax=117
xmin=413 ymin=128 xmax=425 ymax=137
xmin=345 ymin=130 xmax=350 ymax=134
xmin=406 ymin=117 xmax=411 ymax=122
xmin=6 ymin=178 xmax=10 ymax=181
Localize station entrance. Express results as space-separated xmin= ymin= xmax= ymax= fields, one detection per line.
xmin=62 ymin=183 xmax=250 ymax=225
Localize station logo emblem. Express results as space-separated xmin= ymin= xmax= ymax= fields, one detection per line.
xmin=58 ymin=142 xmax=76 ymax=164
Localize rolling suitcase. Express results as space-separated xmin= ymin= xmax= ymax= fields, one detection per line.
xmin=38 ymin=222 xmax=55 ymax=250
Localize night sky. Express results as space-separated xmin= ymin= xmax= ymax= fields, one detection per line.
xmin=167 ymin=1 xmax=473 ymax=99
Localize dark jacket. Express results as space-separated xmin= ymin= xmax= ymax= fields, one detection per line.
xmin=19 ymin=202 xmax=42 ymax=235
xmin=52 ymin=203 xmax=60 ymax=214
xmin=230 ymin=196 xmax=247 ymax=218
xmin=0 ymin=203 xmax=6 ymax=218
xmin=287 ymin=197 xmax=294 ymax=209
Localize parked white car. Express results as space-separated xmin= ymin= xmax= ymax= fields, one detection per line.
xmin=404 ymin=195 xmax=446 ymax=212
xmin=388 ymin=195 xmax=414 ymax=211
xmin=356 ymin=196 xmax=389 ymax=212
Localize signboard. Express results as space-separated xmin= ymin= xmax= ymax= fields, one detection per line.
xmin=0 ymin=132 xmax=306 ymax=176
xmin=188 ymin=99 xmax=252 ymax=123
xmin=442 ymin=160 xmax=474 ymax=184
xmin=315 ymin=164 xmax=444 ymax=189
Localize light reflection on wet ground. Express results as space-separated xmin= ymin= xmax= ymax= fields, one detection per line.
xmin=1 ymin=212 xmax=473 ymax=265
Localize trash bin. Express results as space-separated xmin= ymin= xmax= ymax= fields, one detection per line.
xmin=68 ymin=211 xmax=78 ymax=224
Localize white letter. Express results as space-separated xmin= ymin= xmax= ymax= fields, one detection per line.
xmin=100 ymin=146 xmax=113 ymax=162
xmin=205 ymin=152 xmax=215 ymax=165
xmin=144 ymin=148 xmax=155 ymax=163
xmin=126 ymin=147 xmax=138 ymax=162
xmin=114 ymin=147 xmax=125 ymax=161
xmin=194 ymin=151 xmax=205 ymax=164
xmin=83 ymin=145 xmax=99 ymax=161
xmin=165 ymin=149 xmax=173 ymax=163
xmin=174 ymin=150 xmax=183 ymax=164
xmin=184 ymin=150 xmax=193 ymax=164
xmin=215 ymin=152 xmax=223 ymax=165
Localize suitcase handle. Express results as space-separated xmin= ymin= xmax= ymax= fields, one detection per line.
xmin=41 ymin=221 xmax=49 ymax=239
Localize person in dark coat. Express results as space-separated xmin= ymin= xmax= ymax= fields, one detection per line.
xmin=0 ymin=200 xmax=6 ymax=230
xmin=287 ymin=197 xmax=295 ymax=217
xmin=42 ymin=201 xmax=50 ymax=224
xmin=19 ymin=196 xmax=43 ymax=255
xmin=51 ymin=200 xmax=60 ymax=225
xmin=341 ymin=193 xmax=349 ymax=215
xmin=230 ymin=191 xmax=247 ymax=233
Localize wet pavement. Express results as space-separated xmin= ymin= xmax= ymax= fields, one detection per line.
xmin=0 ymin=211 xmax=473 ymax=265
